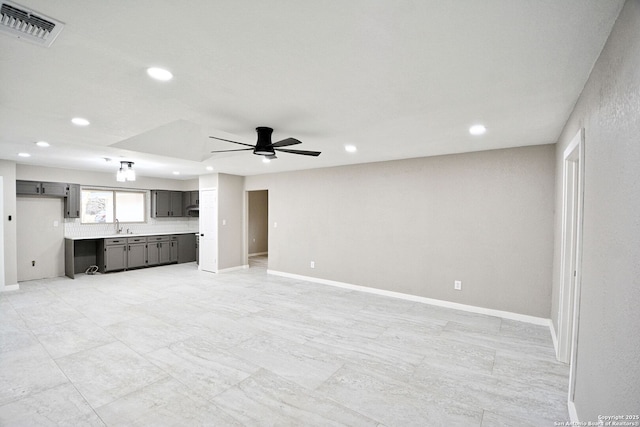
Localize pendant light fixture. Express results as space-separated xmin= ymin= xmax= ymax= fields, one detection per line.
xmin=117 ymin=161 xmax=136 ymax=182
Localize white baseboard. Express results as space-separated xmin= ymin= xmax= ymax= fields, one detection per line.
xmin=568 ymin=400 xmax=579 ymax=423
xmin=248 ymin=252 xmax=268 ymax=257
xmin=218 ymin=264 xmax=249 ymax=273
xmin=267 ymin=270 xmax=550 ymax=326
xmin=550 ymin=319 xmax=559 ymax=358
xmin=1 ymin=284 xmax=20 ymax=292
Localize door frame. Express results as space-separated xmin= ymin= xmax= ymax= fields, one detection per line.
xmin=199 ymin=188 xmax=218 ymax=273
xmin=557 ymin=128 xmax=585 ymax=415
xmin=246 ymin=189 xmax=269 ymax=262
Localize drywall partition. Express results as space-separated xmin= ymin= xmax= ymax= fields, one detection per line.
xmin=217 ymin=174 xmax=245 ymax=270
xmin=246 ymin=144 xmax=555 ymax=318
xmin=0 ymin=176 xmax=4 ymax=287
xmin=551 ymin=0 xmax=640 ymax=420
xmin=0 ymin=160 xmax=18 ymax=290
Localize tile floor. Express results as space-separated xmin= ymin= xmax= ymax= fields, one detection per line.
xmin=0 ymin=256 xmax=569 ymax=426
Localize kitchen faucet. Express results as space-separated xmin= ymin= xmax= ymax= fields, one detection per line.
xmin=115 ymin=218 xmax=122 ymax=234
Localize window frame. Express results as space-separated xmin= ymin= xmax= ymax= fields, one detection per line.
xmin=80 ymin=187 xmax=148 ymax=224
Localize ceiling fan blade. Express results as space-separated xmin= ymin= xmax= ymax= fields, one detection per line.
xmin=210 ymin=148 xmax=253 ymax=153
xmin=209 ymin=135 xmax=255 ymax=148
xmin=275 ymin=148 xmax=321 ymax=157
xmin=271 ymin=137 xmax=302 ymax=148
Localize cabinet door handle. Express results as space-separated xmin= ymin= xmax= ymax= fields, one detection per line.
xmin=167 ymin=211 xmax=170 ymax=216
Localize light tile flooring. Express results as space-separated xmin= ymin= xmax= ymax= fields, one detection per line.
xmin=0 ymin=256 xmax=569 ymax=426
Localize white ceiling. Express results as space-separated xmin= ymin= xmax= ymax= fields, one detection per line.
xmin=0 ymin=0 xmax=624 ymax=179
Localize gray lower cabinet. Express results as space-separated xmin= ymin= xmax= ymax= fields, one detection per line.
xmin=127 ymin=237 xmax=147 ymax=269
xmin=170 ymin=236 xmax=178 ymax=263
xmin=99 ymin=238 xmax=128 ymax=272
xmin=177 ymin=234 xmax=196 ymax=263
xmin=85 ymin=234 xmax=191 ymax=277
xmin=147 ymin=235 xmax=172 ymax=266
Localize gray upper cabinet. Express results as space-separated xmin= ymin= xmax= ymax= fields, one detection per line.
xmin=65 ymin=184 xmax=81 ymax=218
xmin=16 ymin=180 xmax=42 ymax=195
xmin=152 ymin=190 xmax=183 ymax=217
xmin=183 ymin=190 xmax=199 ymax=216
xmin=41 ymin=182 xmax=68 ymax=197
xmin=17 ymin=180 xmax=69 ymax=198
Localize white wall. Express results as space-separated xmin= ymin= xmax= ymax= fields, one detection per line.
xmin=218 ymin=174 xmax=245 ymax=270
xmin=0 ymin=160 xmax=18 ymax=289
xmin=17 ymin=197 xmax=64 ymax=281
xmin=551 ymin=0 xmax=640 ymax=419
xmin=246 ymin=144 xmax=555 ymax=318
xmin=17 ymin=164 xmax=198 ymax=191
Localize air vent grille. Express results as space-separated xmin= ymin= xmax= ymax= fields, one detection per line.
xmin=0 ymin=1 xmax=64 ymax=47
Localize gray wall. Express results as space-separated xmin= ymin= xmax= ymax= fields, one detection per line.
xmin=248 ymin=190 xmax=268 ymax=255
xmin=217 ymin=173 xmax=245 ymax=270
xmin=551 ymin=0 xmax=640 ymax=418
xmin=0 ymin=160 xmax=18 ymax=288
xmin=246 ymin=144 xmax=555 ymax=318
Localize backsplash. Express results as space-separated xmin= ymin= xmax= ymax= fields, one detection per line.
xmin=64 ymin=217 xmax=199 ymax=238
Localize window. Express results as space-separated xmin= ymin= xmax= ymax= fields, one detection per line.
xmin=81 ymin=188 xmax=146 ymax=224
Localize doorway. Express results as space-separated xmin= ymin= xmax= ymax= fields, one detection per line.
xmin=247 ymin=190 xmax=268 ymax=268
xmin=557 ymin=129 xmax=585 ymax=408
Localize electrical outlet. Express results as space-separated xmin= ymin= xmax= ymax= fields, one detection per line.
xmin=454 ymin=280 xmax=462 ymax=291
xmin=310 ymin=261 xmax=315 ymax=268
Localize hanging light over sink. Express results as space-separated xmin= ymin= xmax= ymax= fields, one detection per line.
xmin=117 ymin=161 xmax=136 ymax=182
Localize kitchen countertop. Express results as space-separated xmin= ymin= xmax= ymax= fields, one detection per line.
xmin=65 ymin=231 xmax=199 ymax=241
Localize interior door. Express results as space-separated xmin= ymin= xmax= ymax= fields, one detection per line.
xmin=199 ymin=189 xmax=217 ymax=273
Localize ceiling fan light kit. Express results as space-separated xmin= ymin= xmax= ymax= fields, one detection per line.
xmin=210 ymin=127 xmax=321 ymax=159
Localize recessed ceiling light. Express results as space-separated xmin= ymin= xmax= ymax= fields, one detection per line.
xmin=205 ymin=166 xmax=214 ymax=171
xmin=18 ymin=152 xmax=31 ymax=157
xmin=35 ymin=141 xmax=50 ymax=147
xmin=71 ymin=117 xmax=90 ymax=126
xmin=345 ymin=145 xmax=357 ymax=153
xmin=172 ymin=171 xmax=180 ymax=175
xmin=469 ymin=124 xmax=487 ymax=135
xmin=147 ymin=67 xmax=173 ymax=81
xmin=262 ymin=158 xmax=271 ymax=164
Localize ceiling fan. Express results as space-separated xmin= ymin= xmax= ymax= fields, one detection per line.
xmin=210 ymin=127 xmax=321 ymax=159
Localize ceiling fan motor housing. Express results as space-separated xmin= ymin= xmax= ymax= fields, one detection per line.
xmin=254 ymin=127 xmax=275 ymax=156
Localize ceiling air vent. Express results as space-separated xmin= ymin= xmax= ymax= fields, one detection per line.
xmin=0 ymin=1 xmax=64 ymax=47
